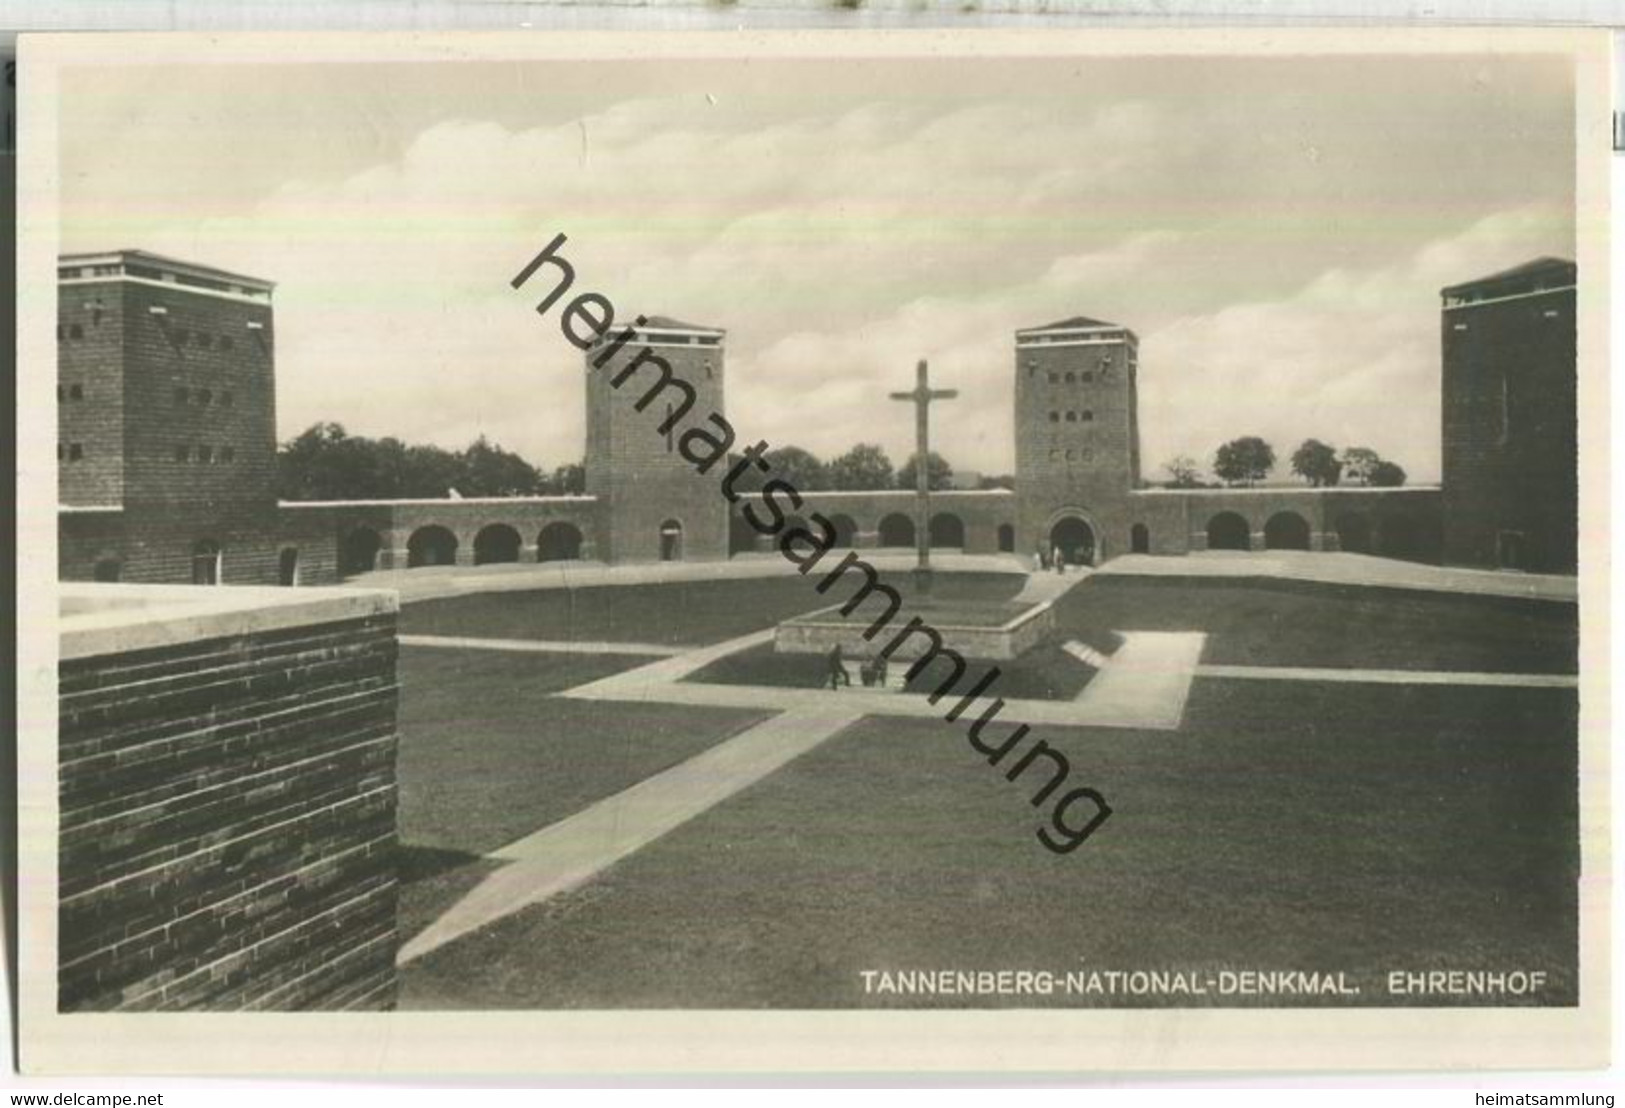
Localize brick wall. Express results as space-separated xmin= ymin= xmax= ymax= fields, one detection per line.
xmin=587 ymin=331 xmax=730 ymax=563
xmin=58 ymin=585 xmax=400 ymax=1012
xmin=1441 ymin=280 xmax=1577 ymax=574
xmin=1015 ymin=331 xmax=1142 ymax=561
xmin=57 ymin=285 xmax=126 ymax=506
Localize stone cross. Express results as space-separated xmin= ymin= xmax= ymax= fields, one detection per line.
xmin=889 ymin=359 xmax=958 ymax=596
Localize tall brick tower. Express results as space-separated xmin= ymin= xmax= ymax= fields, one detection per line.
xmin=1013 ymin=315 xmax=1142 ymax=565
xmin=1440 ymin=257 xmax=1577 ymax=573
xmin=584 ymin=316 xmax=729 ymax=563
xmin=57 ymin=250 xmax=283 ymax=584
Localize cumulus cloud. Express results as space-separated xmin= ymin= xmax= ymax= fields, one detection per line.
xmin=58 ymin=55 xmax=1574 ymax=483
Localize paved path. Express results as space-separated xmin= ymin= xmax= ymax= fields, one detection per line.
xmin=398 ymin=703 xmax=863 ymax=964
xmin=396 ymin=560 xmax=1573 ymax=964
xmin=1196 ymin=664 xmax=1578 ymax=689
xmin=1074 ymin=632 xmax=1208 ymax=728
xmin=558 ymin=627 xmax=1207 ymax=731
xmin=363 ymin=551 xmax=1030 ymax=604
xmin=398 ymin=634 xmax=685 ymax=657
xmin=1012 ymin=565 xmax=1094 ymax=604
xmin=1097 ymin=551 xmax=1576 ymax=603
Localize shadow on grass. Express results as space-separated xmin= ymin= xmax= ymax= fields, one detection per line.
xmin=395 ymin=843 xmax=504 ymax=954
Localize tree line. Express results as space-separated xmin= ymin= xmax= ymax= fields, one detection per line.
xmin=1161 ymin=437 xmax=1407 ymax=490
xmin=276 ymin=423 xmax=1012 ymax=501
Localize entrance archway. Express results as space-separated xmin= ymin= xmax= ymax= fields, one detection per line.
xmin=1131 ymin=523 xmax=1150 ymax=554
xmin=878 ymin=513 xmax=915 ymax=548
xmin=407 ymin=526 xmax=458 ymax=568
xmin=278 ymin=547 xmax=300 ymax=586
xmin=537 ymin=522 xmax=584 ymax=562
xmin=1205 ymin=512 xmax=1250 ymax=551
xmin=929 ymin=512 xmax=965 ymax=549
xmin=660 ymin=519 xmax=684 ymax=561
xmin=1048 ymin=516 xmax=1096 ymax=567
xmin=340 ymin=527 xmax=382 ymax=577
xmin=191 ymin=539 xmax=222 ymax=586
xmin=1264 ymin=511 xmax=1311 ymax=551
xmin=473 ymin=524 xmax=522 ymax=565
xmin=1335 ymin=512 xmax=1372 ymax=554
xmin=828 ymin=514 xmax=858 ymax=548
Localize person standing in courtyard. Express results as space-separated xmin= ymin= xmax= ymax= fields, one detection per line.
xmin=1052 ymin=544 xmax=1065 ymax=574
xmin=827 ymin=644 xmax=851 ymax=691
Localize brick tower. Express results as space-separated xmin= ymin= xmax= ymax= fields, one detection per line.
xmin=584 ymin=316 xmax=730 ymax=563
xmin=1013 ymin=315 xmax=1142 ymax=565
xmin=57 ymin=250 xmax=283 ymax=584
xmin=1439 ymin=257 xmax=1577 ymax=573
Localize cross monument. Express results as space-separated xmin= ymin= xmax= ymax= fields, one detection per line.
xmin=889 ymin=359 xmax=958 ymax=597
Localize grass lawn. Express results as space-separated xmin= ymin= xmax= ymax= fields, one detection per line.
xmin=1056 ymin=577 xmax=1577 ymax=673
xmin=400 ymin=571 xmax=1026 ymax=647
xmin=396 ymin=647 xmax=772 ymax=856
xmin=398 ymin=677 xmax=1578 ymax=1009
xmin=684 ymin=638 xmax=1096 ymax=701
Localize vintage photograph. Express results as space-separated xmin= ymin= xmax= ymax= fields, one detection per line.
xmin=16 ymin=28 xmax=1610 ymax=1072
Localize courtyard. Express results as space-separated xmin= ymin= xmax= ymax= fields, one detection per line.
xmin=383 ymin=554 xmax=1580 ymax=1010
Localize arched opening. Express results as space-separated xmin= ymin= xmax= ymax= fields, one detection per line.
xmin=93 ymin=557 xmax=121 ymax=583
xmin=729 ymin=512 xmax=758 ymax=556
xmin=828 ymin=514 xmax=858 ymax=548
xmin=660 ymin=519 xmax=684 ymax=562
xmin=1264 ymin=511 xmax=1311 ymax=551
xmin=537 ymin=522 xmax=584 ymax=562
xmin=1048 ymin=516 xmax=1096 ymax=567
xmin=278 ymin=547 xmax=300 ymax=586
xmin=1131 ymin=523 xmax=1150 ymax=554
xmin=929 ymin=512 xmax=965 ymax=549
xmin=1381 ymin=515 xmax=1424 ymax=562
xmin=1335 ymin=512 xmax=1372 ymax=555
xmin=1205 ymin=512 xmax=1251 ymax=552
xmin=407 ymin=526 xmax=458 ymax=568
xmin=473 ymin=524 xmax=522 ymax=565
xmin=997 ymin=524 xmax=1015 ymax=553
xmin=776 ymin=515 xmax=810 ymax=556
xmin=340 ymin=527 xmax=383 ymax=577
xmin=191 ymin=539 xmax=222 ymax=586
xmin=878 ymin=513 xmax=915 ymax=548
xmin=1496 ymin=530 xmax=1527 ymax=571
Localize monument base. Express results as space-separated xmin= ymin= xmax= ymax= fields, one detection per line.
xmin=774 ymin=599 xmax=1055 ymax=662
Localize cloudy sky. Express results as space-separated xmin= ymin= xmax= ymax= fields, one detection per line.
xmin=58 ymin=50 xmax=1575 ymax=483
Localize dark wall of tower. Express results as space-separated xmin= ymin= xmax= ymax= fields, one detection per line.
xmin=1440 ymin=266 xmax=1577 ymax=574
xmin=1013 ymin=328 xmax=1142 ymax=562
xmin=585 ymin=328 xmax=730 ymax=563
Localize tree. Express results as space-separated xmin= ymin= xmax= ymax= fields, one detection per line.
xmin=1290 ymin=439 xmax=1342 ymax=487
xmin=459 ymin=435 xmax=545 ymax=497
xmin=1369 ymin=460 xmax=1407 ymax=487
xmin=277 ymin=422 xmax=390 ymax=501
xmin=763 ymin=445 xmax=828 ymax=491
xmin=399 ymin=443 xmax=464 ymax=498
xmin=1212 ymin=437 xmax=1275 ymax=487
xmin=1162 ymin=455 xmax=1203 ymax=489
xmin=1341 ymin=446 xmax=1382 ymax=486
xmin=277 ymin=422 xmax=556 ymax=501
xmin=896 ymin=451 xmax=954 ymax=492
xmin=827 ymin=443 xmax=895 ymax=491
xmin=551 ymin=461 xmax=586 ymax=495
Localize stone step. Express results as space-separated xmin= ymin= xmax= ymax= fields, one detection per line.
xmin=1062 ymin=639 xmax=1111 ymax=669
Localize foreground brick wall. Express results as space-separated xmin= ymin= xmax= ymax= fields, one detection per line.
xmin=58 ymin=586 xmax=401 ymax=1011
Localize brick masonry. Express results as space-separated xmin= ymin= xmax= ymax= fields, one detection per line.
xmin=55 ymin=252 xmax=1576 ymax=582
xmin=58 ymin=588 xmax=401 ymax=1012
xmin=1440 ymin=260 xmax=1578 ymax=574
